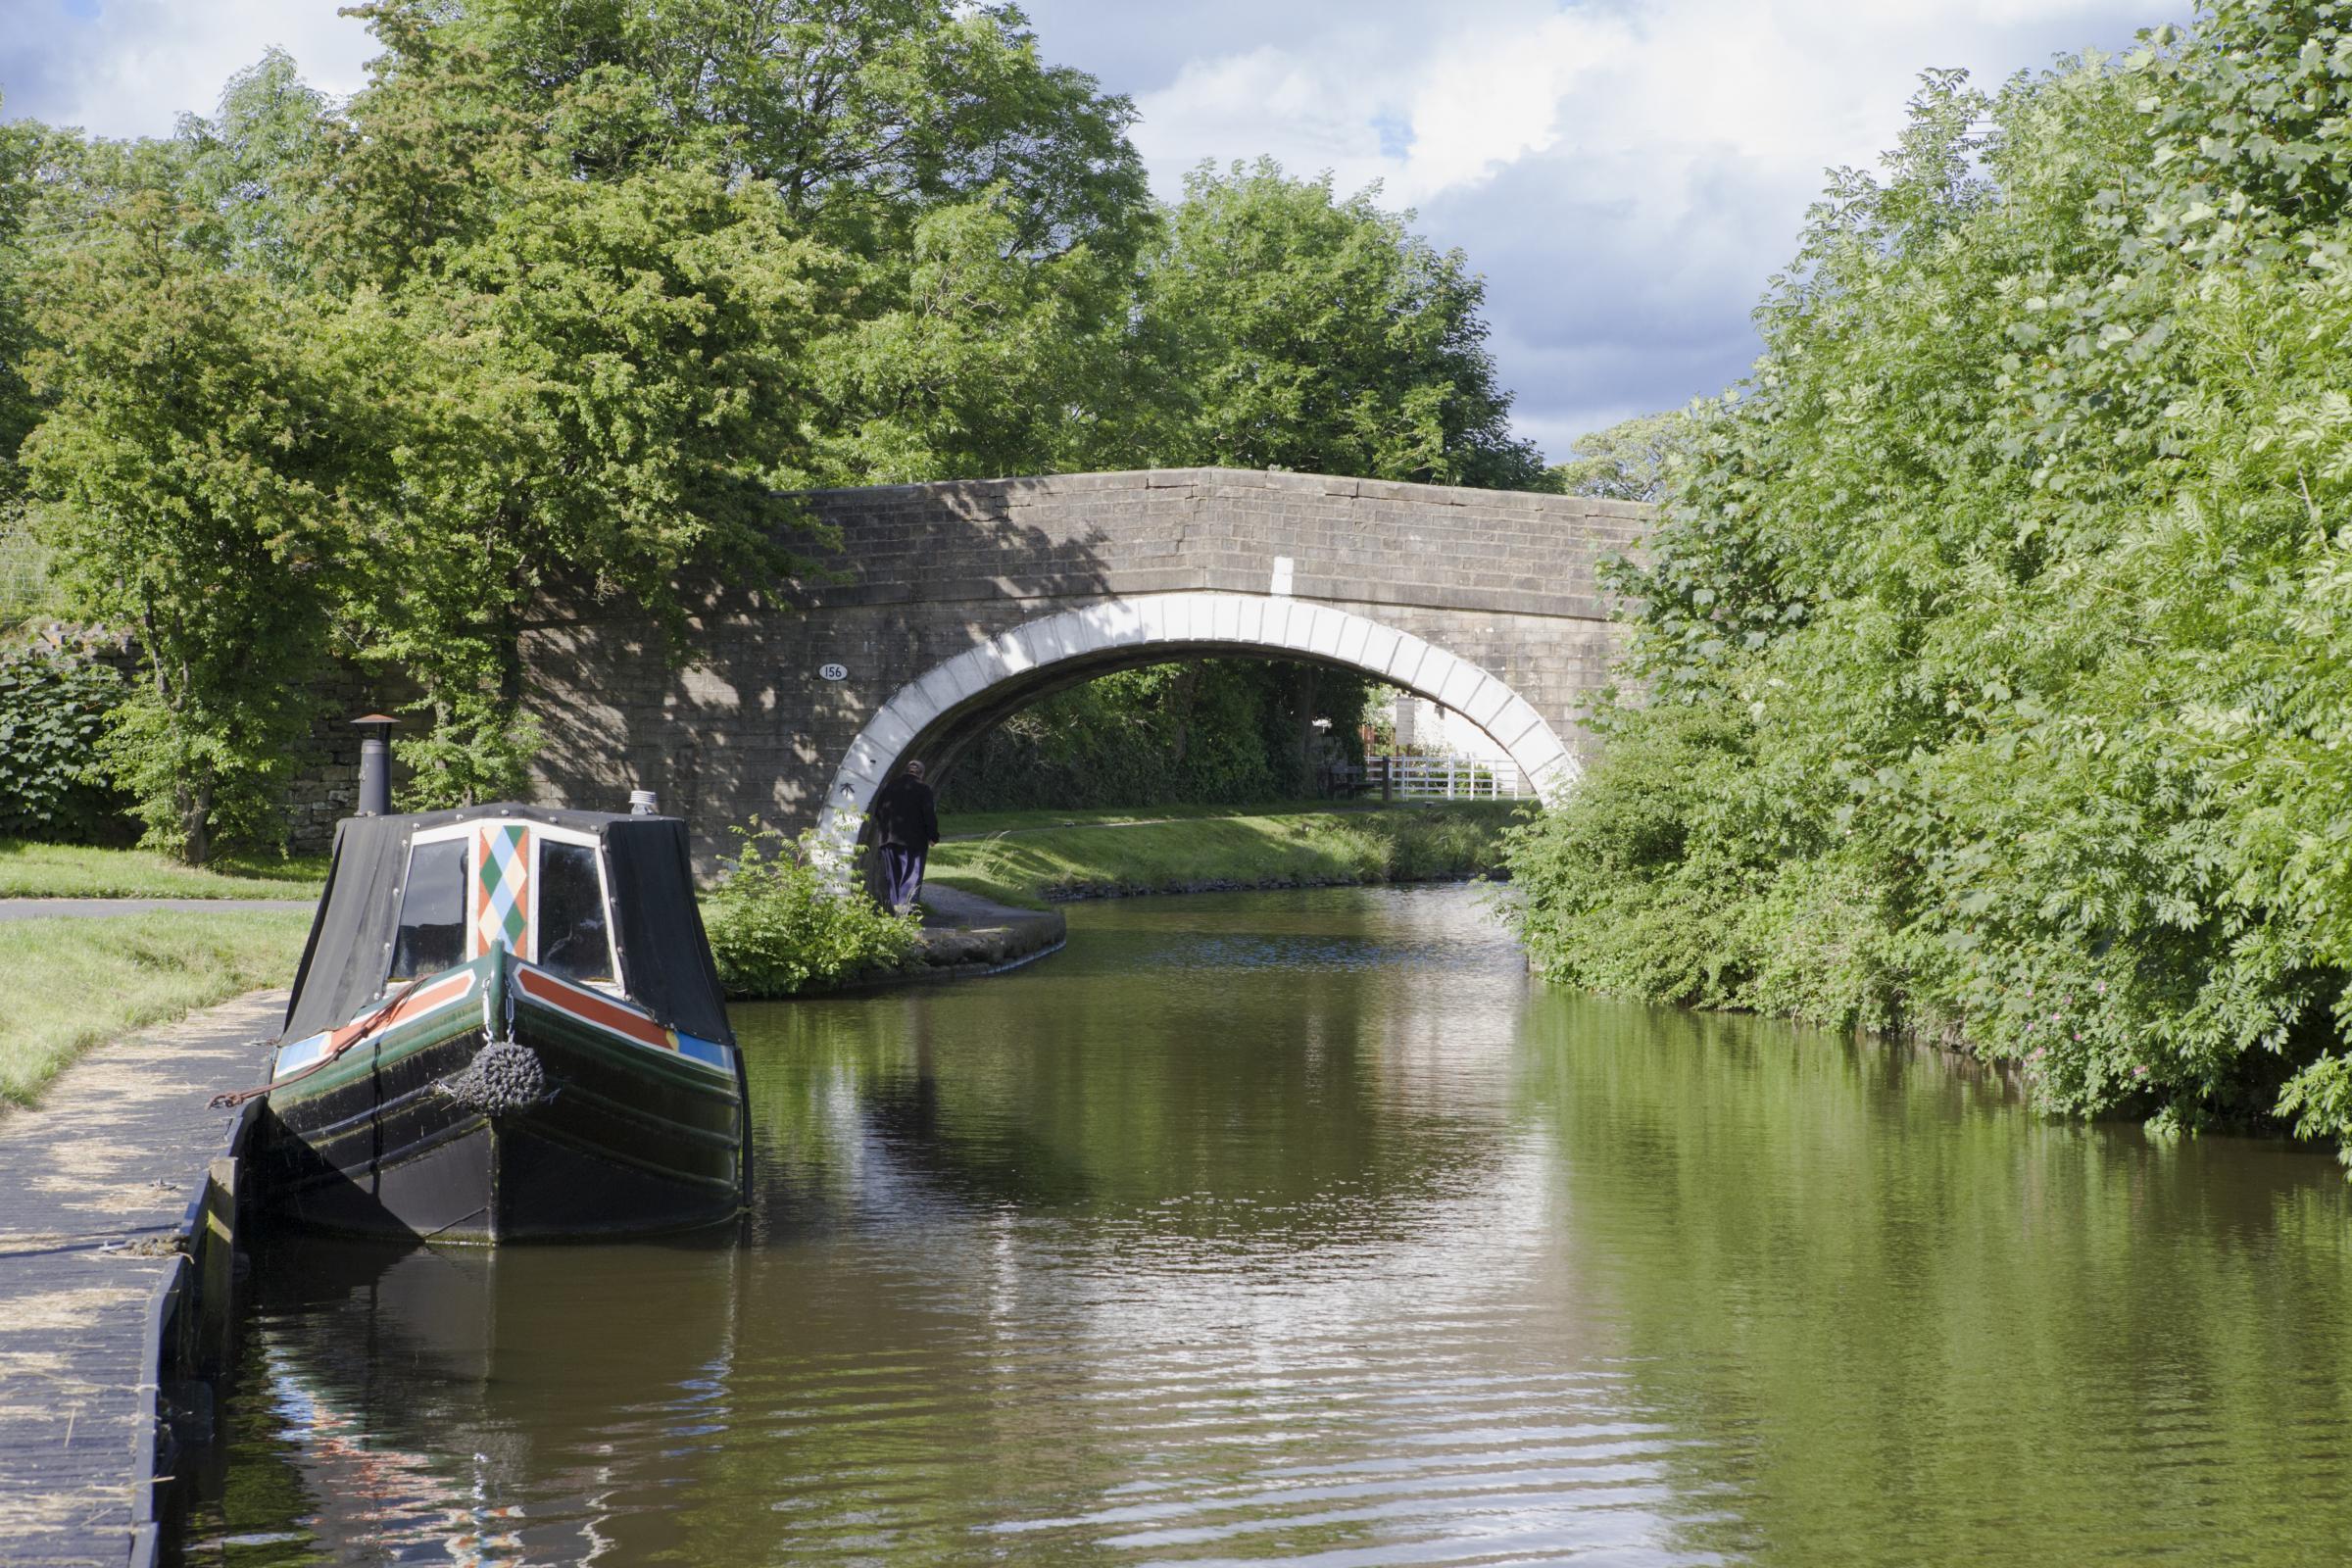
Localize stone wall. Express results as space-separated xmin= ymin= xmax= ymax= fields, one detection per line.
xmin=281 ymin=664 xmax=400 ymax=853
xmin=520 ymin=468 xmax=1650 ymax=858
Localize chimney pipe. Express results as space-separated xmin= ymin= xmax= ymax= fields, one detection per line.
xmin=353 ymin=714 xmax=398 ymax=816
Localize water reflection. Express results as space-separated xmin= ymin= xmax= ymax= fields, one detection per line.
xmin=180 ymin=885 xmax=2352 ymax=1566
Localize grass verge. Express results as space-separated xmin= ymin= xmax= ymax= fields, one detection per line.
xmin=0 ymin=910 xmax=314 ymax=1107
xmin=0 ymin=839 xmax=328 ymax=899
xmin=926 ymin=802 xmax=1522 ymax=907
xmin=935 ymin=797 xmax=1469 ymax=838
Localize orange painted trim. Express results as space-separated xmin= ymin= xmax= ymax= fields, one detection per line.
xmin=331 ymin=969 xmax=476 ymax=1052
xmin=513 ymin=964 xmax=677 ymax=1053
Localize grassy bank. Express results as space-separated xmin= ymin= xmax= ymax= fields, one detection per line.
xmin=0 ymin=839 xmax=327 ymax=899
xmin=0 ymin=910 xmax=314 ymax=1107
xmin=927 ymin=802 xmax=1520 ymax=907
xmin=938 ymin=797 xmax=1460 ymax=838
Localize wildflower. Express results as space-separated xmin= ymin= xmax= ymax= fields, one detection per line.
xmin=2132 ymin=1064 xmax=2148 ymax=1079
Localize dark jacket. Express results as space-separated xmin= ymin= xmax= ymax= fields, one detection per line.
xmin=870 ymin=774 xmax=940 ymax=849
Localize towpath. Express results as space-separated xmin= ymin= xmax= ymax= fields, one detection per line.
xmin=0 ymin=991 xmax=282 ymax=1568
xmin=904 ymin=884 xmax=1065 ymax=977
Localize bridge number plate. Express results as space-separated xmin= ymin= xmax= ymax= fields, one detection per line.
xmin=818 ymin=662 xmax=849 ymax=681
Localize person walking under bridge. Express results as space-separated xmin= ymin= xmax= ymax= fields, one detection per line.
xmin=870 ymin=759 xmax=941 ymax=913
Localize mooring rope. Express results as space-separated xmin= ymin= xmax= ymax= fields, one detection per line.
xmin=207 ymin=975 xmax=431 ymax=1110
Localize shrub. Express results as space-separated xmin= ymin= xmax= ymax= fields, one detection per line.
xmin=0 ymin=640 xmax=123 ymax=842
xmin=700 ymin=821 xmax=920 ymax=997
xmin=1506 ymin=7 xmax=2352 ymax=1152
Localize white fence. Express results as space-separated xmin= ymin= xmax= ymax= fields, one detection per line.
xmin=1357 ymin=755 xmax=1530 ymax=801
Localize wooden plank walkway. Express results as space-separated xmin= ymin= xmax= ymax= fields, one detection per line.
xmin=0 ymin=991 xmax=284 ymax=1568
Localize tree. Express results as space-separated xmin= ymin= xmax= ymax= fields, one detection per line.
xmin=177 ymin=49 xmax=337 ymax=286
xmin=294 ymin=1 xmax=1153 ymax=798
xmin=0 ymin=98 xmax=40 ymax=517
xmin=811 ymin=191 xmax=1130 ymax=483
xmin=334 ymin=153 xmax=840 ymax=804
xmin=1547 ymin=409 xmax=1691 ymax=503
xmin=315 ymin=0 xmax=1149 ymax=285
xmin=1132 ymin=159 xmax=1547 ymax=490
xmin=21 ymin=185 xmax=350 ymax=859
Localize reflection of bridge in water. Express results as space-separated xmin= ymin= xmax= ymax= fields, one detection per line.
xmin=526 ymin=468 xmax=1649 ymax=853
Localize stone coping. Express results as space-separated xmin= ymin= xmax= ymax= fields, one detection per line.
xmin=0 ymin=991 xmax=284 ymax=1568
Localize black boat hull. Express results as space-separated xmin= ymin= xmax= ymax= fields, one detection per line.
xmin=258 ymin=953 xmax=746 ymax=1243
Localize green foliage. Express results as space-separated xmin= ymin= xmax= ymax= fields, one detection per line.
xmin=178 ymin=49 xmax=336 ymax=285
xmin=0 ymin=102 xmax=53 ymax=628
xmin=20 ymin=178 xmax=348 ymax=861
xmin=0 ymin=108 xmax=35 ymax=384
xmin=943 ymin=659 xmax=1375 ymax=811
xmin=1508 ymin=1 xmax=2352 ymax=1155
xmin=0 ymin=643 xmax=124 ymax=840
xmin=701 ymin=821 xmax=920 ymax=996
xmin=0 ymin=515 xmax=57 ymax=626
xmin=1547 ymin=410 xmax=1693 ymax=503
xmin=1132 ymin=159 xmax=1547 ymax=489
xmin=301 ymin=24 xmax=854 ymax=804
xmin=928 ymin=802 xmax=1516 ymax=904
xmin=814 ymin=192 xmax=1129 ymax=482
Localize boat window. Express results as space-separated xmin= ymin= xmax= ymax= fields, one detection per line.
xmin=390 ymin=838 xmax=467 ymax=981
xmin=537 ymin=840 xmax=614 ymax=984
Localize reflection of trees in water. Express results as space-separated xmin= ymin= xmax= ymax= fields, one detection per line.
xmin=205 ymin=890 xmax=1729 ymax=1566
xmin=1513 ymin=993 xmax=2352 ymax=1563
xmin=731 ymin=894 xmax=1531 ymax=1249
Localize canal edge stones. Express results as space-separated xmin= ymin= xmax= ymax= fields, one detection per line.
xmin=0 ymin=989 xmax=284 ymax=1568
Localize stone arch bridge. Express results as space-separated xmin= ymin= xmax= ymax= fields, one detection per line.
xmin=523 ymin=468 xmax=1648 ymax=855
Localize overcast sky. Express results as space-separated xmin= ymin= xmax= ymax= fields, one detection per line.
xmin=3 ymin=0 xmax=2180 ymax=460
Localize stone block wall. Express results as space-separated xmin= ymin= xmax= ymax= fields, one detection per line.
xmin=521 ymin=467 xmax=1651 ymax=860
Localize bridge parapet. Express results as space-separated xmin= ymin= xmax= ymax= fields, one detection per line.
xmin=783 ymin=466 xmax=1645 ymax=619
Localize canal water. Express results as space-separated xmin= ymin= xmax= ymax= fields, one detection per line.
xmin=180 ymin=885 xmax=2352 ymax=1565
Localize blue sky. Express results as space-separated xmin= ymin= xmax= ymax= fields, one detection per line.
xmin=2 ymin=0 xmax=2180 ymax=461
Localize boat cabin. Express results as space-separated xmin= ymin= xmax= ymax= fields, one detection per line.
xmin=282 ymin=806 xmax=733 ymax=1053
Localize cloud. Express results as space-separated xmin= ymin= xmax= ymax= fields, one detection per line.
xmin=0 ymin=0 xmax=375 ymax=136
xmin=1032 ymin=0 xmax=2181 ymax=458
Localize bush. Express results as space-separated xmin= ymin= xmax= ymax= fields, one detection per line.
xmin=942 ymin=659 xmax=1376 ymax=811
xmin=1507 ymin=7 xmax=2352 ymax=1152
xmin=0 ymin=640 xmax=124 ymax=842
xmin=700 ymin=821 xmax=921 ymax=997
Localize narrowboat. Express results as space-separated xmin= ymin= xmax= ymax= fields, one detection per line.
xmin=255 ymin=803 xmax=749 ymax=1242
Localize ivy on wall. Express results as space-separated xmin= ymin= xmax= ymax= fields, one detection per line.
xmin=0 ymin=641 xmax=123 ymax=841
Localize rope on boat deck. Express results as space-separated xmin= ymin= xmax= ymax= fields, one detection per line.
xmin=207 ymin=975 xmax=431 ymax=1110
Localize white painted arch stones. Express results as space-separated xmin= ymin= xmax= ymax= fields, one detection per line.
xmin=816 ymin=591 xmax=1583 ymax=847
